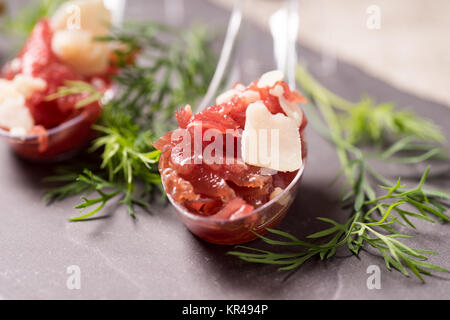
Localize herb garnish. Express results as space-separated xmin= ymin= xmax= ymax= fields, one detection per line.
xmin=45 ymin=81 xmax=103 ymax=108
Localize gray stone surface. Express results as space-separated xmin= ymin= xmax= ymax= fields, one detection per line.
xmin=0 ymin=0 xmax=449 ymax=299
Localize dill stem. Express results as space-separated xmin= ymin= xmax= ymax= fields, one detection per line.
xmin=296 ymin=66 xmax=354 ymax=184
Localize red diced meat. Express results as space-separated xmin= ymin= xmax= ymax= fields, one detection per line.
xmin=156 ymin=75 xmax=307 ymax=220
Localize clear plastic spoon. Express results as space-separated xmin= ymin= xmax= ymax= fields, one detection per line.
xmin=164 ymin=0 xmax=306 ymax=244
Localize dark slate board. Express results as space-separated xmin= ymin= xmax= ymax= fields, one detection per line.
xmin=0 ymin=0 xmax=449 ymax=299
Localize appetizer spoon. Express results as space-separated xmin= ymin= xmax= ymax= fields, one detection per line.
xmin=164 ymin=0 xmax=305 ymax=244
xmin=0 ymin=0 xmax=127 ymax=162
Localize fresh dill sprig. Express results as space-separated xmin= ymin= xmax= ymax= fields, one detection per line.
xmin=229 ymin=65 xmax=450 ymax=282
xmin=44 ymin=170 xmax=95 ymax=202
xmin=43 ymin=21 xmax=217 ymax=220
xmin=69 ymin=169 xmax=152 ymax=221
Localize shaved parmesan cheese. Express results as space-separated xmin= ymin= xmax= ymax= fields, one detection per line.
xmin=257 ymin=70 xmax=284 ymax=88
xmin=0 ymin=75 xmax=46 ymax=132
xmin=12 ymin=75 xmax=47 ymax=99
xmin=216 ymin=89 xmax=240 ymax=105
xmin=51 ymin=0 xmax=112 ymax=36
xmin=259 ymin=167 xmax=278 ymax=176
xmin=184 ymin=104 xmax=192 ymax=113
xmin=0 ymin=96 xmax=34 ymax=131
xmin=50 ymin=0 xmax=112 ymax=76
xmin=216 ymin=89 xmax=260 ymax=105
xmin=269 ymin=84 xmax=303 ymax=127
xmin=279 ymin=96 xmax=303 ymax=127
xmin=240 ymin=90 xmax=260 ymax=104
xmin=269 ymin=84 xmax=284 ymax=97
xmin=0 ymin=75 xmax=46 ymax=101
xmin=9 ymin=58 xmax=21 ymax=73
xmin=9 ymin=127 xmax=28 ymax=139
xmin=52 ymin=29 xmax=110 ymax=76
xmin=0 ymin=80 xmax=22 ymax=101
xmin=242 ymin=101 xmax=302 ymax=172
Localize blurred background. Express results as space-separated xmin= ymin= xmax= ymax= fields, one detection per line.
xmin=1 ymin=0 xmax=449 ymax=106
xmin=210 ymin=0 xmax=450 ymax=107
xmin=0 ymin=0 xmax=448 ymax=300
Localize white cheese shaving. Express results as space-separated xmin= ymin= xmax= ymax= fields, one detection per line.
xmin=9 ymin=58 xmax=21 ymax=73
xmin=216 ymin=89 xmax=260 ymax=105
xmin=279 ymin=96 xmax=303 ymax=127
xmin=12 ymin=75 xmax=47 ymax=99
xmin=216 ymin=89 xmax=240 ymax=105
xmin=241 ymin=101 xmax=302 ymax=172
xmin=269 ymin=84 xmax=284 ymax=97
xmin=9 ymin=127 xmax=28 ymax=139
xmin=240 ymin=90 xmax=260 ymax=104
xmin=257 ymin=70 xmax=284 ymax=88
xmin=0 ymin=96 xmax=34 ymax=131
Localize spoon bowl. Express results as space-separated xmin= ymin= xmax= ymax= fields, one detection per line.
xmin=165 ymin=154 xmax=306 ymax=245
xmin=0 ymin=106 xmax=100 ymax=162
